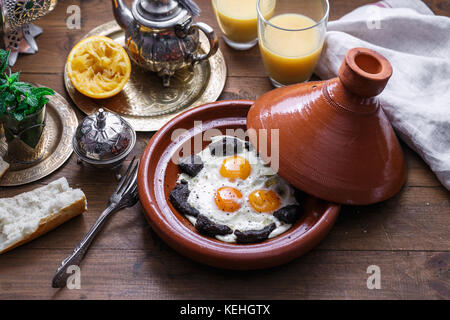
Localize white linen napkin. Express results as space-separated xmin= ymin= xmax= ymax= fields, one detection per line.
xmin=315 ymin=0 xmax=450 ymax=190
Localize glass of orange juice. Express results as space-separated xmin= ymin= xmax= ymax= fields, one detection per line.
xmin=212 ymin=0 xmax=275 ymax=50
xmin=257 ymin=0 xmax=329 ymax=87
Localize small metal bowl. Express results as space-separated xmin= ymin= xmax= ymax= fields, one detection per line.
xmin=73 ymin=108 xmax=136 ymax=177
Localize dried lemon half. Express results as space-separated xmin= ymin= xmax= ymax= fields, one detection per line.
xmin=67 ymin=36 xmax=131 ymax=99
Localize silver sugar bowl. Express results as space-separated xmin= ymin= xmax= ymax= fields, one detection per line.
xmin=73 ymin=109 xmax=136 ymax=178
xmin=112 ymin=0 xmax=219 ymax=87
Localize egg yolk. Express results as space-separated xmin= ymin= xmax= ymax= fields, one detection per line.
xmin=220 ymin=156 xmax=251 ymax=181
xmin=249 ymin=190 xmax=281 ymax=213
xmin=215 ymin=187 xmax=243 ymax=212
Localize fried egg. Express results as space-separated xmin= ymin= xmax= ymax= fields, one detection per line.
xmin=178 ymin=135 xmax=299 ymax=243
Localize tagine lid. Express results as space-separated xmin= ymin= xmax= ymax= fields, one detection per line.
xmin=73 ymin=108 xmax=136 ymax=162
xmin=247 ymin=48 xmax=406 ymax=205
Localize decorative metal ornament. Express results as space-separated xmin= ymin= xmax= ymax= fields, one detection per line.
xmin=0 ymin=0 xmax=57 ymax=65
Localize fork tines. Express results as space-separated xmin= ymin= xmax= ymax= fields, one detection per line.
xmin=115 ymin=156 xmax=139 ymax=196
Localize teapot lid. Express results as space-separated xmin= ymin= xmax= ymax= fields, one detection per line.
xmin=73 ymin=108 xmax=136 ymax=163
xmin=132 ymin=0 xmax=200 ymax=28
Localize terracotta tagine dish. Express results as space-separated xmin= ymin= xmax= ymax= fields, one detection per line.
xmin=247 ymin=47 xmax=407 ymax=205
xmin=137 ymin=48 xmax=406 ymax=269
xmin=138 ymin=100 xmax=340 ymax=270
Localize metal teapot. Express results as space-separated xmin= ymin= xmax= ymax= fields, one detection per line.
xmin=112 ymin=0 xmax=219 ymax=87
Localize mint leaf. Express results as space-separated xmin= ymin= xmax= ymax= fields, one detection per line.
xmin=25 ymin=95 xmax=39 ymax=109
xmin=31 ymin=87 xmax=55 ymax=99
xmin=0 ymin=50 xmax=10 ymax=74
xmin=16 ymin=100 xmax=29 ymax=111
xmin=0 ymin=78 xmax=8 ymax=91
xmin=6 ymin=72 xmax=20 ymax=85
xmin=32 ymin=87 xmax=54 ymax=109
xmin=0 ymin=91 xmax=15 ymax=105
xmin=38 ymin=97 xmax=49 ymax=108
xmin=12 ymin=81 xmax=33 ymax=95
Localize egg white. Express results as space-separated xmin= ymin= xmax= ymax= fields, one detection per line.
xmin=178 ymin=135 xmax=299 ymax=243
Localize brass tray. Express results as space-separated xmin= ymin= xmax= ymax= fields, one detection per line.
xmin=64 ymin=21 xmax=227 ymax=132
xmin=0 ymin=90 xmax=78 ymax=187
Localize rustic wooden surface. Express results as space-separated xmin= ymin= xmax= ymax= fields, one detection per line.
xmin=0 ymin=0 xmax=449 ymax=300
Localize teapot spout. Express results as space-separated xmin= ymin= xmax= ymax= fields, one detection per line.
xmin=112 ymin=0 xmax=134 ymax=29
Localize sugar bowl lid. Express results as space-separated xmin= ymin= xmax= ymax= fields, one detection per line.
xmin=247 ymin=48 xmax=406 ymax=205
xmin=132 ymin=0 xmax=200 ymax=28
xmin=73 ymin=108 xmax=136 ymax=164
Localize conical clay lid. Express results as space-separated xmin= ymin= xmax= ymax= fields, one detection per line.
xmin=247 ymin=48 xmax=406 ymax=205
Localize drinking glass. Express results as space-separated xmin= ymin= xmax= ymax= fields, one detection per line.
xmin=212 ymin=0 xmax=274 ymax=50
xmin=257 ymin=0 xmax=329 ymax=87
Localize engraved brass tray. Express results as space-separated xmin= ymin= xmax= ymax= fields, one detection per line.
xmin=0 ymin=90 xmax=78 ymax=187
xmin=64 ymin=21 xmax=227 ymax=132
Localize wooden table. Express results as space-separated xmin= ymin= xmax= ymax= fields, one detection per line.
xmin=0 ymin=0 xmax=448 ymax=300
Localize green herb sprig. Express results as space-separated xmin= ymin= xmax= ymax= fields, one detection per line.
xmin=0 ymin=49 xmax=55 ymax=122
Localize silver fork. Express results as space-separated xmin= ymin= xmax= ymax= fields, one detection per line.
xmin=52 ymin=157 xmax=140 ymax=288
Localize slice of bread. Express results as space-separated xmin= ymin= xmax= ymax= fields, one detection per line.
xmin=0 ymin=177 xmax=87 ymax=254
xmin=0 ymin=156 xmax=9 ymax=179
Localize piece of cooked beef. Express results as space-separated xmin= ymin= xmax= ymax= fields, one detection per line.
xmin=273 ymin=205 xmax=302 ymax=224
xmin=169 ymin=180 xmax=200 ymax=217
xmin=178 ymin=155 xmax=204 ymax=177
xmin=294 ymin=189 xmax=306 ymax=203
xmin=209 ymin=137 xmax=244 ymax=156
xmin=234 ymin=223 xmax=277 ymax=244
xmin=195 ymin=215 xmax=233 ymax=237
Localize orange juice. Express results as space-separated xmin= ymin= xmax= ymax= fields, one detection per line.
xmin=259 ymin=13 xmax=323 ymax=85
xmin=212 ymin=0 xmax=275 ymax=44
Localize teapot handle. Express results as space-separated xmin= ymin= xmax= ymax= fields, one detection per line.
xmin=191 ymin=22 xmax=219 ymax=64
